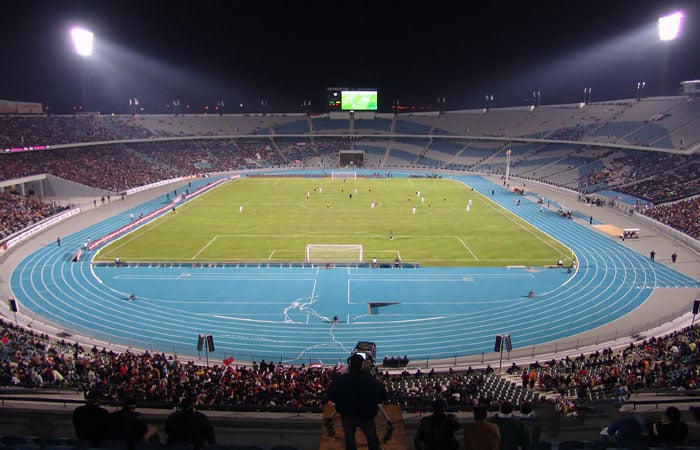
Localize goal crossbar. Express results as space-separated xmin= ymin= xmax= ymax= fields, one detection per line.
xmin=331 ymin=172 xmax=357 ymax=179
xmin=305 ymin=244 xmax=363 ymax=263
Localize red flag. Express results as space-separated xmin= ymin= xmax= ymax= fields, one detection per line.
xmin=223 ymin=357 xmax=234 ymax=366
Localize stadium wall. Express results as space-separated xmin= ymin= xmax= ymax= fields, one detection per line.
xmin=44 ymin=174 xmax=113 ymax=198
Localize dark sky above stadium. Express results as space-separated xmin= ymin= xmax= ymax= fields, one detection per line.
xmin=2 ymin=0 xmax=699 ymax=114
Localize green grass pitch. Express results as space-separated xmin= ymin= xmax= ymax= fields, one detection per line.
xmin=95 ymin=177 xmax=571 ymax=267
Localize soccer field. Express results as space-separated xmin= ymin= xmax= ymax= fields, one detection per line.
xmin=95 ymin=176 xmax=571 ymax=267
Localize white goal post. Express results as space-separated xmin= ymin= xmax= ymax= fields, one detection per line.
xmin=331 ymin=171 xmax=357 ymax=179
xmin=305 ymin=244 xmax=364 ymax=263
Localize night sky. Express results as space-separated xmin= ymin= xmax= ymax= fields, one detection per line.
xmin=2 ymin=0 xmax=698 ymax=114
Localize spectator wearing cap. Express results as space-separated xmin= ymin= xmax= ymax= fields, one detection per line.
xmin=489 ymin=400 xmax=530 ymax=450
xmin=165 ymin=397 xmax=216 ymax=450
xmin=106 ymin=398 xmax=150 ymax=448
xmin=73 ymin=390 xmax=109 ymax=446
xmin=326 ymin=352 xmax=388 ymax=450
xmin=414 ymin=398 xmax=460 ymax=450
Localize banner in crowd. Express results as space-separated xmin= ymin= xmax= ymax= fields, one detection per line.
xmin=0 ymin=99 xmax=43 ymax=114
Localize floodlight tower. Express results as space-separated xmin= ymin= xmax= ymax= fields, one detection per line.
xmin=657 ymin=11 xmax=684 ymax=95
xmin=70 ymin=27 xmax=94 ymax=111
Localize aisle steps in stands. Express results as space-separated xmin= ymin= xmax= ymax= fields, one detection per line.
xmin=319 ymin=404 xmax=406 ymax=450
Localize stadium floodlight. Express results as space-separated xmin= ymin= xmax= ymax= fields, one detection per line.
xmin=71 ymin=27 xmax=94 ymax=56
xmin=658 ymin=12 xmax=683 ymax=41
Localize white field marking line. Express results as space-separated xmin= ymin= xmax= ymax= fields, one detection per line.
xmin=456 ymin=236 xmax=478 ymax=260
xmin=483 ymin=197 xmax=567 ymax=256
xmin=349 ymin=276 xmax=533 ymax=285
xmin=90 ymin=264 xmax=104 ymax=284
xmin=352 ymin=316 xmax=443 ymax=324
xmin=192 ymin=235 xmax=219 ymax=259
xmin=112 ymin=256 xmax=551 ymax=264
xmin=311 ymin=279 xmax=318 ymax=309
xmin=450 ymin=258 xmax=555 ymax=262
xmin=114 ymin=272 xmax=315 ymax=280
xmin=213 ymin=233 xmax=481 ymax=239
xmin=100 ymin=202 xmax=183 ymax=256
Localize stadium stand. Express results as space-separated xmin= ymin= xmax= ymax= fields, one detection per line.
xmin=1 ymin=95 xmax=700 ymax=448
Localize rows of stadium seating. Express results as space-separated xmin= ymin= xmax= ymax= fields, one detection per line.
xmin=3 ymin=97 xmax=699 ymax=150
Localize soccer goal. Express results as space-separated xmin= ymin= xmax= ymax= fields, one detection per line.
xmin=331 ymin=171 xmax=357 ymax=179
xmin=305 ymin=244 xmax=363 ymax=263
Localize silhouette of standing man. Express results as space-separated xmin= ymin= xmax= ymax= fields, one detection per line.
xmin=327 ymin=353 xmax=387 ymax=450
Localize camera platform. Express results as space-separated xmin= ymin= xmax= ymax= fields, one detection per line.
xmin=319 ymin=403 xmax=407 ymax=450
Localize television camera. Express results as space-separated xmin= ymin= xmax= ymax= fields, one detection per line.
xmin=349 ymin=340 xmax=379 ymax=376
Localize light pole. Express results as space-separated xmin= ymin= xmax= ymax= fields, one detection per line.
xmin=494 ymin=333 xmax=512 ymax=373
xmin=658 ymin=11 xmax=684 ymax=95
xmin=197 ymin=334 xmax=215 ymax=367
xmin=70 ymin=27 xmax=94 ymax=111
xmin=532 ymin=90 xmax=541 ymax=107
xmin=485 ymin=93 xmax=494 ymax=110
xmin=437 ymin=97 xmax=446 ymax=113
xmin=636 ymin=81 xmax=646 ymax=101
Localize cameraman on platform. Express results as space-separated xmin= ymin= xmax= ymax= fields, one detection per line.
xmin=327 ymin=352 xmax=388 ymax=450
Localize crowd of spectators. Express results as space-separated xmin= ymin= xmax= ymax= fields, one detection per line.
xmin=0 ymin=115 xmax=157 ymax=149
xmin=547 ymin=124 xmax=598 ymax=141
xmin=5 ymin=114 xmax=698 ymax=205
xmin=577 ymin=151 xmax=697 ymax=200
xmin=507 ymin=324 xmax=700 ymax=413
xmin=0 ymin=192 xmax=69 ymax=241
xmin=2 ymin=315 xmax=699 ymax=416
xmin=616 ymin=160 xmax=700 ymax=203
xmin=0 ymin=146 xmax=178 ymax=192
xmin=641 ymin=196 xmax=700 ymax=240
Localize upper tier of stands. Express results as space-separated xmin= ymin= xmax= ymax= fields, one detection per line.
xmin=3 ymin=97 xmax=699 ymax=151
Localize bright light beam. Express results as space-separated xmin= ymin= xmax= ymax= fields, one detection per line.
xmin=71 ymin=27 xmax=94 ymax=56
xmin=658 ymin=12 xmax=683 ymax=41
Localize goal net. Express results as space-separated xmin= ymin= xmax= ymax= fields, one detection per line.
xmin=305 ymin=244 xmax=363 ymax=263
xmin=331 ymin=171 xmax=357 ymax=179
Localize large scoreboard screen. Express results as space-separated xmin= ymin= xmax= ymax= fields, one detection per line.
xmin=327 ymin=87 xmax=378 ymax=111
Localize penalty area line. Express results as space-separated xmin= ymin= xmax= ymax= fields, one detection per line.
xmin=192 ymin=235 xmax=219 ymax=260
xmin=456 ymin=236 xmax=478 ymax=260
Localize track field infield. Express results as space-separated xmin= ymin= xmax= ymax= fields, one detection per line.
xmin=94 ymin=176 xmax=571 ymax=267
